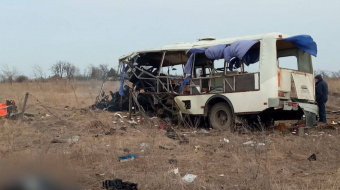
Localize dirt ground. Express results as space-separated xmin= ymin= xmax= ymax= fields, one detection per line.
xmin=0 ymin=79 xmax=339 ymax=190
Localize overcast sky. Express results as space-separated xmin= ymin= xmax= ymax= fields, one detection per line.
xmin=0 ymin=0 xmax=339 ymax=77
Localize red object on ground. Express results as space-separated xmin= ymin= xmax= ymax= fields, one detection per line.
xmin=0 ymin=103 xmax=7 ymax=118
xmin=295 ymin=124 xmax=306 ymax=135
xmin=159 ymin=124 xmax=166 ymax=130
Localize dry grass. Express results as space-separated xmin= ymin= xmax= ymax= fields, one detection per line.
xmin=325 ymin=78 xmax=340 ymax=108
xmin=0 ymin=80 xmax=339 ymax=190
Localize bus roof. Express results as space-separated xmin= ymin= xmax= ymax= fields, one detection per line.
xmin=118 ymin=32 xmax=289 ymax=63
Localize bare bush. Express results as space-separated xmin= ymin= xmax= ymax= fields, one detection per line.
xmin=32 ymin=64 xmax=45 ymax=80
xmin=15 ymin=75 xmax=29 ymax=83
xmin=1 ymin=64 xmax=18 ymax=84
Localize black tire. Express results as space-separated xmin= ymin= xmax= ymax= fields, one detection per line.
xmin=209 ymin=102 xmax=235 ymax=131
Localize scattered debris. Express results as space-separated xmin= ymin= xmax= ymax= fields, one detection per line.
xmin=199 ymin=129 xmax=209 ymax=134
xmin=140 ymin=143 xmax=148 ymax=148
xmin=115 ymin=113 xmax=123 ymax=118
xmin=51 ymin=139 xmax=65 ymax=143
xmin=331 ymin=121 xmax=337 ymax=125
xmin=23 ymin=113 xmax=34 ymax=117
xmin=102 ymin=178 xmax=138 ymax=190
xmin=243 ymin=141 xmax=254 ymax=145
xmin=67 ymin=135 xmax=80 ymax=143
xmin=105 ymin=128 xmax=116 ymax=135
xmin=150 ymin=117 xmax=158 ymax=120
xmin=159 ymin=123 xmax=167 ymax=130
xmin=275 ymin=123 xmax=286 ymax=131
xmin=194 ymin=145 xmax=200 ymax=150
xmin=308 ymin=153 xmax=316 ymax=161
xmin=258 ymin=143 xmax=265 ymax=146
xmin=51 ymin=135 xmax=80 ymax=144
xmin=166 ymin=127 xmax=189 ymax=144
xmin=182 ymin=174 xmax=197 ymax=183
xmin=223 ymin=138 xmax=230 ymax=143
xmin=93 ymin=85 xmax=130 ymax=112
xmin=159 ymin=145 xmax=174 ymax=150
xmin=128 ymin=120 xmax=138 ymax=125
xmin=119 ymin=154 xmax=137 ymax=162
xmin=219 ymin=174 xmax=224 ymax=177
xmin=169 ymin=159 xmax=177 ymax=164
xmin=173 ymin=168 xmax=179 ymax=175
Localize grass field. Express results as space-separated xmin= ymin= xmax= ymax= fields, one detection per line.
xmin=0 ymin=79 xmax=339 ymax=189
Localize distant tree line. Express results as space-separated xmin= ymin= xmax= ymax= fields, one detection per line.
xmin=314 ymin=70 xmax=340 ymax=78
xmin=0 ymin=61 xmax=120 ymax=84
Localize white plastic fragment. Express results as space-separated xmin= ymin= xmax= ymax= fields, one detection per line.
xmin=114 ymin=113 xmax=123 ymax=118
xmin=258 ymin=143 xmax=265 ymax=146
xmin=243 ymin=141 xmax=254 ymax=145
xmin=182 ymin=174 xmax=197 ymax=183
xmin=128 ymin=120 xmax=137 ymax=125
xmin=174 ymin=168 xmax=179 ymax=174
xmin=151 ymin=117 xmax=158 ymax=119
xmin=219 ymin=174 xmax=224 ymax=177
xmin=223 ymin=138 xmax=230 ymax=143
xmin=140 ymin=143 xmax=148 ymax=148
xmin=112 ymin=121 xmax=117 ymax=124
xmin=46 ymin=114 xmax=50 ymax=117
xmin=200 ymin=129 xmax=209 ymax=134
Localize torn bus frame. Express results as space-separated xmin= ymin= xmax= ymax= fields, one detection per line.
xmin=120 ymin=51 xmax=189 ymax=121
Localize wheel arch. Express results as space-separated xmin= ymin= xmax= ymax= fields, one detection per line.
xmin=204 ymin=95 xmax=234 ymax=117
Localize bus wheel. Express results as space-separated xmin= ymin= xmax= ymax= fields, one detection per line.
xmin=209 ymin=103 xmax=235 ymax=131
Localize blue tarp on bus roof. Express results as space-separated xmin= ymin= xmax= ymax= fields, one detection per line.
xmin=184 ymin=48 xmax=206 ymax=74
xmin=282 ymin=35 xmax=317 ymax=57
xmin=223 ymin=40 xmax=258 ymax=64
xmin=205 ymin=44 xmax=227 ymax=60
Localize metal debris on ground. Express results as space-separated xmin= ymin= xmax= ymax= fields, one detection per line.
xmin=182 ymin=174 xmax=197 ymax=183
xmin=308 ymin=153 xmax=317 ymax=161
xmin=93 ymin=85 xmax=130 ymax=112
xmin=166 ymin=127 xmax=189 ymax=144
xmin=118 ymin=154 xmax=137 ymax=162
xmin=102 ymin=179 xmax=138 ymax=190
xmin=159 ymin=145 xmax=174 ymax=150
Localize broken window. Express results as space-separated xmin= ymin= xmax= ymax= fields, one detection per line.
xmin=276 ymin=40 xmax=313 ymax=73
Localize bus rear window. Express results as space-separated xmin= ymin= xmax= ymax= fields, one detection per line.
xmin=276 ymin=40 xmax=312 ymax=73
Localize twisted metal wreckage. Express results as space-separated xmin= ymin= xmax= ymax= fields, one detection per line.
xmin=95 ymin=33 xmax=319 ymax=130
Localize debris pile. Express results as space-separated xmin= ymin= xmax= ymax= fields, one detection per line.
xmin=93 ymin=85 xmax=130 ymax=112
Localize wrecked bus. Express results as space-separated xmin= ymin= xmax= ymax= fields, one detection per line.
xmin=119 ymin=33 xmax=318 ymax=130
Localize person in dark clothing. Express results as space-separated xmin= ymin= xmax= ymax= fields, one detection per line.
xmin=315 ymin=75 xmax=328 ymax=123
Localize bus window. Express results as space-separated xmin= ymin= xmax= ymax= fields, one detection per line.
xmin=276 ymin=40 xmax=312 ymax=73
